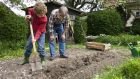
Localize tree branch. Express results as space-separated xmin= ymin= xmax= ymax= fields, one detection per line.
xmin=77 ymin=0 xmax=97 ymax=10
xmin=90 ymin=4 xmax=97 ymax=12
xmin=74 ymin=0 xmax=81 ymax=8
xmin=77 ymin=0 xmax=86 ymax=9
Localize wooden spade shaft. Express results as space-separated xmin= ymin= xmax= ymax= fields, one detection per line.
xmin=29 ymin=22 xmax=42 ymax=72
xmin=29 ymin=22 xmax=36 ymax=53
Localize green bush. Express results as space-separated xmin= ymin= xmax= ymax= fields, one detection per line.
xmin=0 ymin=2 xmax=28 ymax=49
xmin=74 ymin=16 xmax=87 ymax=43
xmin=87 ymin=9 xmax=124 ymax=35
xmin=132 ymin=19 xmax=140 ymax=35
xmin=95 ymin=59 xmax=140 ymax=79
xmin=94 ymin=34 xmax=140 ymax=46
xmin=121 ymin=59 xmax=140 ymax=79
xmin=94 ymin=68 xmax=123 ymax=79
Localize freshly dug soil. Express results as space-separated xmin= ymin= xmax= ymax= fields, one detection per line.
xmin=0 ymin=48 xmax=130 ymax=79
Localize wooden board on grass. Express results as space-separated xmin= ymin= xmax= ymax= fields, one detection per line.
xmin=86 ymin=42 xmax=111 ymax=51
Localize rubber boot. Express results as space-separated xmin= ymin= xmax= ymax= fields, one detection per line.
xmin=41 ymin=57 xmax=46 ymax=65
xmin=20 ymin=57 xmax=29 ymax=65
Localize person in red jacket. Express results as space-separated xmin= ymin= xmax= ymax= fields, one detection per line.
xmin=21 ymin=2 xmax=48 ymax=65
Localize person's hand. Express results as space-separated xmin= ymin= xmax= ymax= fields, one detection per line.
xmin=25 ymin=15 xmax=31 ymax=22
xmin=61 ymin=33 xmax=65 ymax=41
xmin=32 ymin=39 xmax=36 ymax=44
xmin=50 ymin=35 xmax=55 ymax=41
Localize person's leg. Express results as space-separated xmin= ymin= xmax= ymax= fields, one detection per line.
xmin=24 ymin=35 xmax=33 ymax=57
xmin=49 ymin=31 xmax=56 ymax=60
xmin=21 ymin=35 xmax=33 ymax=65
xmin=37 ymin=33 xmax=46 ymax=62
xmin=57 ymin=24 xmax=68 ymax=58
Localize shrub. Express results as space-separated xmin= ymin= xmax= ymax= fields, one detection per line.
xmin=74 ymin=16 xmax=87 ymax=44
xmin=132 ymin=19 xmax=140 ymax=35
xmin=94 ymin=68 xmax=123 ymax=79
xmin=95 ymin=59 xmax=140 ymax=79
xmin=87 ymin=9 xmax=124 ymax=35
xmin=0 ymin=2 xmax=28 ymax=49
xmin=121 ymin=59 xmax=140 ymax=79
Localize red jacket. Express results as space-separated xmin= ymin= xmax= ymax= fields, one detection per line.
xmin=28 ymin=8 xmax=47 ymax=40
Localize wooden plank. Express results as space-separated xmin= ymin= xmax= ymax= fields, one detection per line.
xmin=86 ymin=42 xmax=104 ymax=45
xmin=86 ymin=45 xmax=105 ymax=51
xmin=86 ymin=42 xmax=111 ymax=51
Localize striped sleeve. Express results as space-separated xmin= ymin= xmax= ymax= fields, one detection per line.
xmin=64 ymin=14 xmax=70 ymax=30
xmin=48 ymin=14 xmax=54 ymax=34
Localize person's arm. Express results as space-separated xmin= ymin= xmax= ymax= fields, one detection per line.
xmin=61 ymin=14 xmax=70 ymax=41
xmin=48 ymin=14 xmax=54 ymax=36
xmin=25 ymin=8 xmax=33 ymax=21
xmin=63 ymin=14 xmax=70 ymax=34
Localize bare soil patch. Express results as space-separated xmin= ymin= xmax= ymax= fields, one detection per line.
xmin=0 ymin=48 xmax=130 ymax=79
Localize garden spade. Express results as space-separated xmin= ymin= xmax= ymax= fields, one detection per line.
xmin=29 ymin=22 xmax=42 ymax=72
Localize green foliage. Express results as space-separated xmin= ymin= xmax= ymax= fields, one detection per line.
xmin=94 ymin=34 xmax=140 ymax=46
xmin=5 ymin=0 xmax=21 ymax=5
xmin=0 ymin=41 xmax=24 ymax=59
xmin=87 ymin=9 xmax=124 ymax=35
xmin=94 ymin=58 xmax=140 ymax=79
xmin=74 ymin=16 xmax=87 ymax=44
xmin=10 ymin=0 xmax=21 ymax=4
xmin=121 ymin=59 xmax=140 ymax=79
xmin=0 ymin=3 xmax=28 ymax=50
xmin=132 ymin=19 xmax=140 ymax=35
xmin=94 ymin=68 xmax=124 ymax=79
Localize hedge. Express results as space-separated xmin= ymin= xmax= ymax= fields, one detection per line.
xmin=74 ymin=16 xmax=87 ymax=44
xmin=87 ymin=9 xmax=124 ymax=35
xmin=0 ymin=2 xmax=28 ymax=49
xmin=132 ymin=19 xmax=140 ymax=35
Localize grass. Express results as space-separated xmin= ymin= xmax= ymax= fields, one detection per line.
xmin=0 ymin=43 xmax=85 ymax=60
xmin=112 ymin=45 xmax=128 ymax=49
xmin=2 ymin=33 xmax=137 ymax=60
xmin=0 ymin=41 xmax=25 ymax=60
xmin=66 ymin=43 xmax=85 ymax=49
xmin=0 ymin=38 xmax=133 ymax=61
xmin=0 ymin=41 xmax=131 ymax=60
xmin=0 ymin=49 xmax=23 ymax=60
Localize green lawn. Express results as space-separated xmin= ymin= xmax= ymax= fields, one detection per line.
xmin=0 ymin=43 xmax=85 ymax=60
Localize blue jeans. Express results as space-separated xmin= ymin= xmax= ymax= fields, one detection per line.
xmin=49 ymin=24 xmax=65 ymax=57
xmin=24 ymin=33 xmax=46 ymax=58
